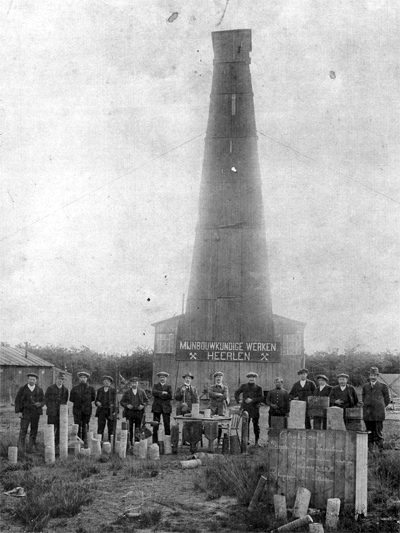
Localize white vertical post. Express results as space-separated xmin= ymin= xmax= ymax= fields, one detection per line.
xmin=59 ymin=405 xmax=68 ymax=460
xmin=325 ymin=498 xmax=341 ymax=530
xmin=355 ymin=432 xmax=368 ymax=517
xmin=44 ymin=425 xmax=55 ymax=463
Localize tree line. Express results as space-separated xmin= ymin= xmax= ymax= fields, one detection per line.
xmin=305 ymin=349 xmax=399 ymax=387
xmin=16 ymin=343 xmax=154 ymax=385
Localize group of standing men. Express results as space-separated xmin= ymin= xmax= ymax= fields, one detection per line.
xmin=15 ymin=371 xmax=118 ymax=448
xmin=264 ymin=366 xmax=391 ymax=450
xmin=15 ymin=365 xmax=391 ymax=452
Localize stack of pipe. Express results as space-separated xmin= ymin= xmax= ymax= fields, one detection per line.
xmin=44 ymin=425 xmax=55 ymax=464
xmin=59 ymin=405 xmax=69 ymax=460
xmin=102 ymin=442 xmax=112 ymax=454
xmin=148 ymin=443 xmax=160 ymax=460
xmin=91 ymin=436 xmax=102 ymax=458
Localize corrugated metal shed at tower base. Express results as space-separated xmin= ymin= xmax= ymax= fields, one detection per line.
xmin=0 ymin=346 xmax=72 ymax=405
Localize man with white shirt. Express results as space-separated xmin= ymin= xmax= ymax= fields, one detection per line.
xmin=174 ymin=372 xmax=199 ymax=415
xmin=329 ymin=373 xmax=359 ymax=413
xmin=289 ymin=368 xmax=316 ymax=429
xmin=15 ymin=373 xmax=45 ymax=448
xmin=120 ymin=377 xmax=148 ymax=444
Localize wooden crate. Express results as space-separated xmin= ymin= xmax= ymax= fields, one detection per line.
xmin=264 ymin=429 xmax=368 ymax=514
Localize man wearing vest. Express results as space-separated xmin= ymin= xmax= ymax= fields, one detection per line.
xmin=15 ymin=373 xmax=45 ymax=448
xmin=120 ymin=377 xmax=148 ymax=444
xmin=95 ymin=375 xmax=118 ymax=442
xmin=175 ymin=372 xmax=199 ymax=415
xmin=265 ymin=377 xmax=290 ymax=428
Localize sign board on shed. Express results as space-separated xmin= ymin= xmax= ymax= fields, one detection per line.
xmin=265 ymin=429 xmax=368 ymax=515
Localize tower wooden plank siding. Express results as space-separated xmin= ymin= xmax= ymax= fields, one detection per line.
xmin=152 ymin=30 xmax=305 ymax=395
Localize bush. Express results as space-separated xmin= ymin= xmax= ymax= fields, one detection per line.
xmin=7 ymin=471 xmax=93 ymax=532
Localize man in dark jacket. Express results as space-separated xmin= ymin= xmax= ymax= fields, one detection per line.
xmin=289 ymin=368 xmax=316 ymax=429
xmin=120 ymin=377 xmax=148 ymax=444
xmin=329 ymin=373 xmax=359 ymax=419
xmin=313 ymin=374 xmax=332 ymax=429
xmin=235 ymin=372 xmax=264 ymax=446
xmin=362 ymin=367 xmax=390 ymax=451
xmin=69 ymin=371 xmax=96 ymax=443
xmin=95 ymin=375 xmax=118 ymax=442
xmin=175 ymin=372 xmax=199 ymax=415
xmin=151 ymin=371 xmax=172 ymax=443
xmin=208 ymin=371 xmax=229 ymax=416
xmin=44 ymin=372 xmax=69 ymax=446
xmin=15 ymin=373 xmax=45 ymax=448
xmin=265 ymin=377 xmax=290 ymax=427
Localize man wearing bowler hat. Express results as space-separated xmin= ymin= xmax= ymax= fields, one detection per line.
xmin=329 ymin=373 xmax=359 ymax=418
xmin=151 ymin=372 xmax=172 ymax=443
xmin=45 ymin=372 xmax=69 ymax=446
xmin=70 ymin=371 xmax=96 ymax=444
xmin=289 ymin=368 xmax=316 ymax=429
xmin=175 ymin=372 xmax=199 ymax=416
xmin=95 ymin=375 xmax=118 ymax=442
xmin=120 ymin=377 xmax=148 ymax=444
xmin=235 ymin=372 xmax=264 ymax=446
xmin=15 ymin=373 xmax=45 ymax=448
xmin=362 ymin=367 xmax=390 ymax=452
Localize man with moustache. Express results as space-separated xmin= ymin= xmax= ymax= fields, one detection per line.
xmin=120 ymin=377 xmax=148 ymax=444
xmin=289 ymin=368 xmax=316 ymax=429
xmin=69 ymin=371 xmax=96 ymax=444
xmin=151 ymin=371 xmax=172 ymax=444
xmin=45 ymin=372 xmax=69 ymax=446
xmin=265 ymin=377 xmax=290 ymax=427
xmin=312 ymin=374 xmax=332 ymax=429
xmin=362 ymin=367 xmax=390 ymax=452
xmin=15 ymin=373 xmax=45 ymax=449
xmin=95 ymin=375 xmax=118 ymax=442
xmin=235 ymin=372 xmax=264 ymax=446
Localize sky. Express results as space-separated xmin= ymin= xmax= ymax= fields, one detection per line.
xmin=1 ymin=0 xmax=400 ymax=355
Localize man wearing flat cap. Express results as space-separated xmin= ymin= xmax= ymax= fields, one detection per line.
xmin=15 ymin=373 xmax=45 ymax=448
xmin=235 ymin=372 xmax=264 ymax=446
xmin=70 ymin=371 xmax=96 ymax=444
xmin=289 ymin=369 xmax=316 ymax=429
xmin=313 ymin=375 xmax=332 ymax=429
xmin=362 ymin=367 xmax=390 ymax=451
xmin=175 ymin=372 xmax=199 ymax=416
xmin=329 ymin=373 xmax=359 ymax=415
xmin=45 ymin=372 xmax=69 ymax=446
xmin=95 ymin=376 xmax=118 ymax=442
xmin=120 ymin=377 xmax=148 ymax=444
xmin=265 ymin=377 xmax=290 ymax=427
xmin=151 ymin=372 xmax=172 ymax=443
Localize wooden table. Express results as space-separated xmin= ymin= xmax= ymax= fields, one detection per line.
xmin=173 ymin=416 xmax=232 ymax=452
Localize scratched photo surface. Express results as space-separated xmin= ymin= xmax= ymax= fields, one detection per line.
xmin=1 ymin=1 xmax=399 ymax=355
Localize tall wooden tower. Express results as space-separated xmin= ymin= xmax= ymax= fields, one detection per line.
xmin=152 ymin=30 xmax=305 ymax=394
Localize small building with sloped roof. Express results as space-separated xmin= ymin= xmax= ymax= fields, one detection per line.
xmin=0 ymin=346 xmax=72 ymax=405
